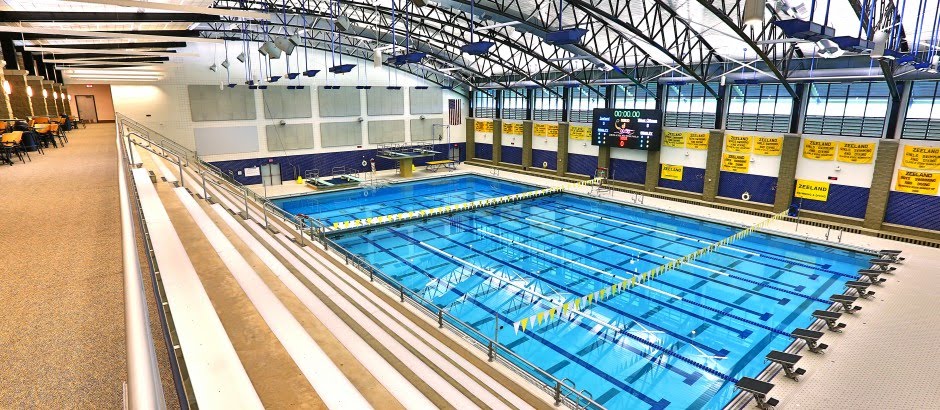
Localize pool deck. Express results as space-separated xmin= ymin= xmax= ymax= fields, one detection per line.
xmin=250 ymin=162 xmax=940 ymax=410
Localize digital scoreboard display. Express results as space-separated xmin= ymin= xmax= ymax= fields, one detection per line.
xmin=591 ymin=108 xmax=662 ymax=150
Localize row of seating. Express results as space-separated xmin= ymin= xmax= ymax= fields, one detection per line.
xmin=0 ymin=117 xmax=71 ymax=165
xmin=735 ymin=249 xmax=905 ymax=409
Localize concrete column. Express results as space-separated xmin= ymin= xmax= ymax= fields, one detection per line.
xmin=522 ymin=120 xmax=533 ymax=169
xmin=5 ymin=70 xmax=31 ymax=118
xmin=556 ymin=123 xmax=569 ymax=177
xmin=702 ymin=129 xmax=725 ymax=201
xmin=26 ymin=76 xmax=46 ymax=116
xmin=645 ymin=149 xmax=661 ymax=191
xmin=42 ymin=80 xmax=58 ymax=116
xmin=492 ymin=119 xmax=502 ymax=165
xmin=597 ymin=146 xmax=610 ymax=172
xmin=63 ymin=88 xmax=72 ymax=117
xmin=52 ymin=83 xmax=65 ymax=116
xmin=863 ymin=140 xmax=901 ymax=230
xmin=465 ymin=118 xmax=475 ymax=160
xmin=0 ymin=71 xmax=13 ymax=119
xmin=773 ymin=133 xmax=803 ymax=213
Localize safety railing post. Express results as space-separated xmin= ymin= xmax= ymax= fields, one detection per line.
xmin=241 ymin=189 xmax=250 ymax=220
xmin=201 ymin=170 xmax=209 ymax=201
xmin=400 ymin=285 xmax=404 ymax=303
xmin=177 ymin=159 xmax=184 ymax=189
xmin=438 ymin=310 xmax=443 ymax=328
xmin=262 ymin=202 xmax=269 ymax=230
xmin=554 ymin=382 xmax=562 ymax=406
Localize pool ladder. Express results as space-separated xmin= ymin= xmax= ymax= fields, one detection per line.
xmin=825 ymin=226 xmax=844 ymax=242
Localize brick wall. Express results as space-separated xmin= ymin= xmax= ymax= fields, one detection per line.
xmin=26 ymin=77 xmax=46 ymax=116
xmin=5 ymin=71 xmax=31 ymax=118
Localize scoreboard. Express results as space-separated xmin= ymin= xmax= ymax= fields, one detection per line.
xmin=591 ymin=108 xmax=662 ymax=150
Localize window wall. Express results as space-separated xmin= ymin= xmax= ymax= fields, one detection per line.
xmin=533 ymin=86 xmax=565 ymax=122
xmin=726 ymin=83 xmax=793 ymax=133
xmin=568 ymin=85 xmax=606 ymax=123
xmin=473 ymin=89 xmax=497 ymax=118
xmin=612 ymin=84 xmax=657 ymax=110
xmin=501 ymin=88 xmax=528 ymax=120
xmin=664 ymin=83 xmax=718 ymax=129
xmin=803 ymin=82 xmax=890 ymax=137
xmin=902 ymin=81 xmax=940 ymax=140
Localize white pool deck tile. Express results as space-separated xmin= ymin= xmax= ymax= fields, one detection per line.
xmin=247 ymin=162 xmax=940 ymax=410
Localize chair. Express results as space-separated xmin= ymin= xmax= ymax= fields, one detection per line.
xmin=49 ymin=123 xmax=66 ymax=145
xmin=34 ymin=116 xmax=50 ymax=124
xmin=1 ymin=131 xmax=29 ymax=163
xmin=35 ymin=124 xmax=57 ymax=148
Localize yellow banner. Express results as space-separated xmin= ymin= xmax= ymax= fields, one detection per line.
xmin=686 ymin=132 xmax=709 ymax=150
xmin=795 ymin=179 xmax=830 ymax=201
xmin=837 ymin=142 xmax=875 ymax=164
xmin=570 ymin=125 xmax=592 ymax=141
xmin=725 ymin=135 xmax=753 ymax=153
xmin=895 ymin=170 xmax=940 ymax=195
xmin=754 ymin=136 xmax=783 ymax=156
xmin=663 ymin=131 xmax=685 ymax=148
xmin=534 ymin=123 xmax=558 ymax=138
xmin=802 ymin=139 xmax=836 ymax=160
xmin=474 ymin=120 xmax=494 ymax=133
xmin=721 ymin=153 xmax=750 ymax=173
xmin=661 ymin=164 xmax=683 ymax=181
xmin=502 ymin=122 xmax=523 ymax=135
xmin=901 ymin=145 xmax=940 ymax=170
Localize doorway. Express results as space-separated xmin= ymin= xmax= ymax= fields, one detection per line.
xmin=260 ymin=163 xmax=282 ymax=187
xmin=75 ymin=95 xmax=98 ymax=122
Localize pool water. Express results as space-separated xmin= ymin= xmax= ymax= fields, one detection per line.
xmin=300 ymin=175 xmax=872 ymax=409
xmin=273 ymin=174 xmax=534 ymax=225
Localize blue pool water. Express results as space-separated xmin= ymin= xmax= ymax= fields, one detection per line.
xmin=272 ymin=174 xmax=534 ymax=225
xmin=287 ymin=175 xmax=872 ymax=409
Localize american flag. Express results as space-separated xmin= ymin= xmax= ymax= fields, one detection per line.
xmin=448 ymin=99 xmax=462 ymax=125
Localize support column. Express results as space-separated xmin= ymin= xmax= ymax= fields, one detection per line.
xmin=522 ymin=120 xmax=533 ymax=169
xmin=0 ymin=71 xmax=13 ymax=119
xmin=863 ymin=140 xmax=901 ymax=229
xmin=26 ymin=76 xmax=46 ymax=116
xmin=63 ymin=90 xmax=72 ymax=116
xmin=5 ymin=70 xmax=31 ymax=118
xmin=465 ymin=118 xmax=475 ymax=160
xmin=492 ymin=119 xmax=502 ymax=165
xmin=773 ymin=133 xmax=803 ymax=213
xmin=556 ymin=122 xmax=569 ymax=177
xmin=42 ymin=80 xmax=58 ymax=116
xmin=55 ymin=84 xmax=67 ymax=116
xmin=597 ymin=146 xmax=610 ymax=171
xmin=702 ymin=129 xmax=725 ymax=201
xmin=645 ymin=149 xmax=661 ymax=191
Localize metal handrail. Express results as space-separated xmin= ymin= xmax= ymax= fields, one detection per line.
xmin=116 ymin=124 xmax=168 ymax=410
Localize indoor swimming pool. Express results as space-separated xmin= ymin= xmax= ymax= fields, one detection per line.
xmin=295 ymin=175 xmax=872 ymax=409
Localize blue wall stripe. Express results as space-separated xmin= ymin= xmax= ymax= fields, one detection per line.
xmin=717 ymin=172 xmax=777 ymax=205
xmin=609 ymin=158 xmax=646 ymax=185
xmin=501 ymin=145 xmax=523 ymax=165
xmin=567 ymin=152 xmax=599 ymax=176
xmin=793 ymin=183 xmax=869 ymax=219
xmin=884 ymin=191 xmax=940 ymax=231
xmin=474 ymin=143 xmax=493 ymax=160
xmin=658 ymin=166 xmax=705 ymax=194
xmin=532 ymin=149 xmax=557 ymax=170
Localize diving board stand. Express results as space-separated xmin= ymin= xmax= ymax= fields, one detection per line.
xmin=376 ymin=142 xmax=440 ymax=177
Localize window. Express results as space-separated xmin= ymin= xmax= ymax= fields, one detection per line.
xmin=613 ymin=83 xmax=657 ymax=110
xmin=568 ymin=85 xmax=607 ymax=123
xmin=664 ymin=83 xmax=718 ymax=129
xmin=803 ymin=82 xmax=890 ymax=137
xmin=501 ymin=88 xmax=528 ymax=120
xmin=726 ymin=83 xmax=793 ymax=133
xmin=473 ymin=89 xmax=497 ymax=118
xmin=902 ymin=81 xmax=940 ymax=140
xmin=533 ymin=86 xmax=564 ymax=122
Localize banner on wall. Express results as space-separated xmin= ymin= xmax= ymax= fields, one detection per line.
xmin=661 ymin=164 xmax=683 ymax=181
xmin=570 ymin=125 xmax=592 ymax=140
xmin=794 ymin=179 xmax=830 ymax=201
xmin=802 ymin=139 xmax=836 ymax=160
xmin=837 ymin=142 xmax=875 ymax=164
xmin=721 ymin=153 xmax=750 ymax=173
xmin=725 ymin=135 xmax=753 ymax=153
xmin=475 ymin=120 xmax=494 ymax=132
xmin=901 ymin=145 xmax=940 ymax=170
xmin=686 ymin=132 xmax=709 ymax=150
xmin=502 ymin=122 xmax=524 ymax=135
xmin=895 ymin=170 xmax=940 ymax=195
xmin=534 ymin=123 xmax=559 ymax=138
xmin=754 ymin=136 xmax=783 ymax=156
xmin=663 ymin=131 xmax=685 ymax=148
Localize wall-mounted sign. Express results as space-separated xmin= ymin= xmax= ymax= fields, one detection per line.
xmin=794 ymin=179 xmax=830 ymax=201
xmin=895 ymin=169 xmax=939 ymax=195
xmin=725 ymin=135 xmax=753 ymax=153
xmin=570 ymin=125 xmax=593 ymax=141
xmin=836 ymin=142 xmax=875 ymax=164
xmin=661 ymin=164 xmax=683 ymax=181
xmin=901 ymin=145 xmax=940 ymax=170
xmin=754 ymin=136 xmax=783 ymax=156
xmin=802 ymin=139 xmax=836 ymax=160
xmin=590 ymin=108 xmax=662 ymax=149
xmin=244 ymin=167 xmax=261 ymax=177
xmin=502 ymin=122 xmax=524 ymax=135
xmin=685 ymin=132 xmax=709 ymax=150
xmin=721 ymin=153 xmax=751 ymax=173
xmin=474 ymin=120 xmax=494 ymax=132
xmin=534 ymin=123 xmax=558 ymax=137
xmin=663 ymin=131 xmax=685 ymax=148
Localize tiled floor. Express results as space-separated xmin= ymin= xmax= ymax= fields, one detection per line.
xmin=252 ymin=162 xmax=940 ymax=410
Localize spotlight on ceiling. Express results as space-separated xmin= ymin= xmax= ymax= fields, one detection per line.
xmin=274 ymin=34 xmax=299 ymax=55
xmin=815 ymin=39 xmax=845 ymax=59
xmin=209 ymin=63 xmax=218 ymax=72
xmin=236 ymin=51 xmax=247 ymax=63
xmin=221 ymin=59 xmax=230 ymax=69
xmin=259 ymin=41 xmax=282 ymax=59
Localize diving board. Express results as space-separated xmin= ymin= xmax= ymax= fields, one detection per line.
xmin=426 ymin=159 xmax=457 ymax=172
xmin=376 ymin=142 xmax=440 ymax=177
